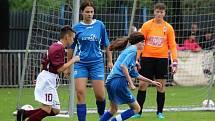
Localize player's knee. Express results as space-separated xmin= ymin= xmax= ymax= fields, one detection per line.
xmin=138 ymin=83 xmax=148 ymax=90
xmin=95 ymin=95 xmax=105 ymax=101
xmin=76 ymin=91 xmax=86 ymax=103
xmin=76 ymin=90 xmax=85 ymax=98
xmin=133 ymin=104 xmax=141 ymax=113
xmin=41 ymin=105 xmax=52 ymax=113
xmin=52 ymin=109 xmax=60 ymax=115
xmin=156 ymin=81 xmax=165 ymax=92
xmin=110 ymin=107 xmax=118 ymax=114
xmin=157 ymin=89 xmax=165 ymax=93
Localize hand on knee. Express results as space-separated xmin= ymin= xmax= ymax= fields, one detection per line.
xmin=157 ymin=86 xmax=165 ymax=92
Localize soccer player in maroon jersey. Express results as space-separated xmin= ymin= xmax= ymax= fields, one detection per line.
xmin=16 ymin=25 xmax=80 ymax=121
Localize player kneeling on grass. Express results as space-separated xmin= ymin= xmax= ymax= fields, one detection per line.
xmin=99 ymin=32 xmax=162 ymax=121
xmin=16 ymin=25 xmax=80 ymax=121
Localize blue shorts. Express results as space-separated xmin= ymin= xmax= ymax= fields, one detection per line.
xmin=73 ymin=61 xmax=104 ymax=80
xmin=106 ymin=77 xmax=135 ymax=105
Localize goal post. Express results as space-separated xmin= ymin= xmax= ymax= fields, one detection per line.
xmin=68 ymin=0 xmax=80 ymax=117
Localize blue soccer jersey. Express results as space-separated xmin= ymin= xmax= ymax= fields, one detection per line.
xmin=71 ymin=19 xmax=110 ymax=63
xmin=106 ymin=45 xmax=140 ymax=84
xmin=105 ymin=45 xmax=140 ymax=105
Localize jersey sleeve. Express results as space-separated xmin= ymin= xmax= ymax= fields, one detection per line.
xmin=49 ymin=47 xmax=64 ymax=70
xmin=167 ymin=25 xmax=177 ymax=60
xmin=121 ymin=53 xmax=133 ymax=67
xmin=139 ymin=23 xmax=148 ymax=56
xmin=41 ymin=51 xmax=49 ymax=70
xmin=100 ymin=22 xmax=110 ymax=47
xmin=121 ymin=52 xmax=139 ymax=78
xmin=140 ymin=23 xmax=148 ymax=40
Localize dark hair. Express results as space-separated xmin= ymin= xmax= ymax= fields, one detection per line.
xmin=128 ymin=32 xmax=145 ymax=45
xmin=154 ymin=3 xmax=166 ymax=10
xmin=109 ymin=37 xmax=128 ymax=51
xmin=60 ymin=25 xmax=75 ymax=39
xmin=109 ymin=32 xmax=144 ymax=51
xmin=80 ymin=0 xmax=95 ymax=12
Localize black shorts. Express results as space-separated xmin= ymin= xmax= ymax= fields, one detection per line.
xmin=139 ymin=57 xmax=169 ymax=80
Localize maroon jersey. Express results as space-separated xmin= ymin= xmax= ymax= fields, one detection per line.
xmin=42 ymin=41 xmax=65 ymax=74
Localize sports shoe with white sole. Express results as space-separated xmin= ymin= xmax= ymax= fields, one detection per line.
xmin=131 ymin=113 xmax=142 ymax=118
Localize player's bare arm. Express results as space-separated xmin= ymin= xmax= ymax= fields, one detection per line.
xmin=64 ymin=48 xmax=74 ymax=77
xmin=137 ymin=75 xmax=162 ymax=88
xmin=57 ymin=56 xmax=80 ymax=73
xmin=120 ymin=64 xmax=136 ymax=90
xmin=67 ymin=48 xmax=74 ymax=60
xmin=106 ymin=46 xmax=113 ymax=69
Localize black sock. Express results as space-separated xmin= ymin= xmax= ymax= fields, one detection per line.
xmin=136 ymin=90 xmax=146 ymax=115
xmin=157 ymin=91 xmax=165 ymax=114
xmin=96 ymin=99 xmax=106 ymax=116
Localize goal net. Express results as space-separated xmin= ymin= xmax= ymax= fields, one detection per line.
xmin=18 ymin=0 xmax=215 ymax=117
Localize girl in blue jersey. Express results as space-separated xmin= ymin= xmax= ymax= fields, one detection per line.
xmin=99 ymin=32 xmax=162 ymax=121
xmin=68 ymin=1 xmax=113 ymax=121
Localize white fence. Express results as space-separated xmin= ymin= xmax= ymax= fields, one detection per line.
xmin=175 ymin=50 xmax=215 ymax=86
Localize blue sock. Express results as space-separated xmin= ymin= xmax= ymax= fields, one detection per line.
xmin=77 ymin=104 xmax=86 ymax=121
xmin=99 ymin=111 xmax=113 ymax=121
xmin=96 ymin=99 xmax=106 ymax=116
xmin=111 ymin=109 xmax=135 ymax=121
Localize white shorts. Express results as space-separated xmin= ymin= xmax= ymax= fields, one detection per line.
xmin=34 ymin=70 xmax=60 ymax=109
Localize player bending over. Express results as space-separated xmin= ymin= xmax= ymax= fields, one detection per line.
xmin=99 ymin=32 xmax=162 ymax=121
xmin=16 ymin=25 xmax=80 ymax=121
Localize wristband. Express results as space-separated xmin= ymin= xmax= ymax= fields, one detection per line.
xmin=172 ymin=59 xmax=178 ymax=67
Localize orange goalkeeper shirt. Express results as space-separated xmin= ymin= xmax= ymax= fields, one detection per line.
xmin=137 ymin=19 xmax=177 ymax=60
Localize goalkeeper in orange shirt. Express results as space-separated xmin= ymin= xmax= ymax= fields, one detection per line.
xmin=133 ymin=3 xmax=178 ymax=119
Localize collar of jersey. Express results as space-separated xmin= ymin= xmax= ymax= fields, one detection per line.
xmin=131 ymin=45 xmax=137 ymax=50
xmin=57 ymin=41 xmax=63 ymax=45
xmin=152 ymin=18 xmax=166 ymax=26
xmin=80 ymin=19 xmax=96 ymax=25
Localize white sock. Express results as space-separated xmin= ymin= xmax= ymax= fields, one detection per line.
xmin=115 ymin=114 xmax=122 ymax=121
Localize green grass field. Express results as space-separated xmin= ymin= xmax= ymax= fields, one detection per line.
xmin=0 ymin=86 xmax=215 ymax=121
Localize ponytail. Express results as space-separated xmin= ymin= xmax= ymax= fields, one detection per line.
xmin=109 ymin=32 xmax=144 ymax=51
xmin=109 ymin=37 xmax=128 ymax=51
